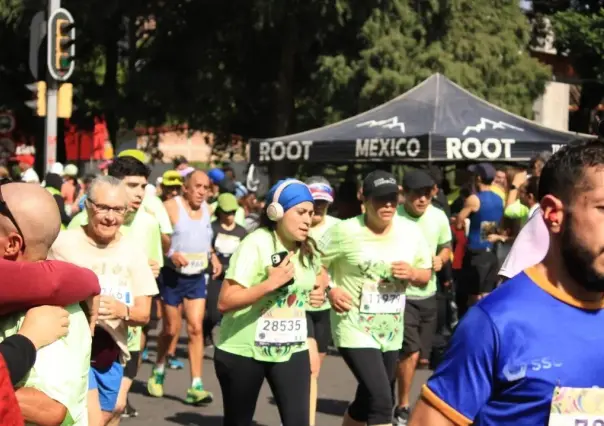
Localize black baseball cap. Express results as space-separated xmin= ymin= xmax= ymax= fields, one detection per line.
xmin=468 ymin=163 xmax=496 ymax=181
xmin=403 ymin=169 xmax=435 ymax=191
xmin=363 ymin=170 xmax=399 ymax=198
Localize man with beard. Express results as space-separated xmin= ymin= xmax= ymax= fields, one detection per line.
xmin=409 ymin=139 xmax=604 ymax=425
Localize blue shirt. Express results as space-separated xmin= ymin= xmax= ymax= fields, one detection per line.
xmin=422 ymin=267 xmax=604 ymax=425
xmin=467 ymin=190 xmax=503 ymax=251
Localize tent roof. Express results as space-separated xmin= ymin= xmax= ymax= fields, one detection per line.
xmin=250 ymin=74 xmax=593 ymax=163
xmin=261 ymin=73 xmax=584 ymax=144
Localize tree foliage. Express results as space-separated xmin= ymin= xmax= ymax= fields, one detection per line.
xmin=0 ymin=0 xmax=551 ymax=158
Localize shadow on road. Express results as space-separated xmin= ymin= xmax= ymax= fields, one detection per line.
xmin=165 ymin=412 xmax=268 ymax=426
xmin=267 ymin=396 xmax=348 ymax=417
xmin=316 ymin=397 xmax=349 ymax=416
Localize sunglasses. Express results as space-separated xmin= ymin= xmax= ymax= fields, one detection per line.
xmin=0 ymin=178 xmax=26 ymax=251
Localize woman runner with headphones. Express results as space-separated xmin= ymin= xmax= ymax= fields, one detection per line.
xmin=214 ymin=179 xmax=327 ymax=426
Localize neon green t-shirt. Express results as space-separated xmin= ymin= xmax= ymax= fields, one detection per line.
xmin=217 ymin=228 xmax=320 ymax=362
xmin=504 ymin=199 xmax=530 ymax=225
xmin=142 ymin=194 xmax=173 ymax=235
xmin=307 ymin=215 xmax=340 ymax=312
xmin=319 ymin=215 xmax=432 ymax=352
xmin=68 ymin=209 xmax=161 ymax=351
xmin=397 ymin=204 xmax=452 ymax=298
xmin=0 ymin=304 xmax=91 ymax=425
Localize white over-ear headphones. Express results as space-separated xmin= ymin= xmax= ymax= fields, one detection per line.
xmin=266 ymin=179 xmax=305 ymax=222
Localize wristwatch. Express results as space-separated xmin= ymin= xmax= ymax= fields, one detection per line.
xmin=509 ymin=185 xmax=517 ymax=190
xmin=326 ymin=281 xmax=336 ymax=294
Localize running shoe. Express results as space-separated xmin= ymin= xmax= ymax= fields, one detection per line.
xmin=141 ymin=348 xmax=149 ymax=363
xmin=147 ymin=368 xmax=165 ymax=398
xmin=393 ymin=406 xmax=410 ymax=426
xmin=121 ymin=400 xmax=138 ymax=418
xmin=185 ymin=384 xmax=213 ymax=405
xmin=167 ymin=355 xmax=185 ymax=370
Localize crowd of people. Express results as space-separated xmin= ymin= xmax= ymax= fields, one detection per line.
xmin=0 ymin=139 xmax=602 ymax=426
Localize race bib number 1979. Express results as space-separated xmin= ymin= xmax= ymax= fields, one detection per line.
xmin=361 ymin=289 xmax=405 ymax=314
xmin=255 ymin=307 xmax=307 ymax=347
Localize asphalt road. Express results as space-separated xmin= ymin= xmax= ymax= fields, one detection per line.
xmin=124 ymin=327 xmax=432 ymax=426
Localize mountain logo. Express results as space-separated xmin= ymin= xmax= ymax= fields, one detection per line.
xmin=462 ymin=118 xmax=524 ymax=136
xmin=357 ymin=117 xmax=406 ymax=133
xmin=502 ymin=361 xmax=527 ymax=382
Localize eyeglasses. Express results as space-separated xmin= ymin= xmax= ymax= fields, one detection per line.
xmin=0 ymin=178 xmax=26 ymax=251
xmin=87 ymin=199 xmax=127 ymax=216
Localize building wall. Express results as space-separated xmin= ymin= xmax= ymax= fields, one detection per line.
xmin=532 ymin=81 xmax=570 ymax=131
xmin=138 ymin=130 xmax=214 ymax=163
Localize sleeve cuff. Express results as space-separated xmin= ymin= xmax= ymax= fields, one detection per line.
xmin=421 ymin=384 xmax=472 ymax=426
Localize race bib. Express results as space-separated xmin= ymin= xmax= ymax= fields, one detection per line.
xmin=549 ymin=386 xmax=604 ymax=426
xmin=99 ymin=275 xmax=133 ymax=306
xmin=255 ymin=307 xmax=307 ymax=347
xmin=178 ymin=252 xmax=208 ymax=275
xmin=360 ymin=281 xmax=405 ymax=314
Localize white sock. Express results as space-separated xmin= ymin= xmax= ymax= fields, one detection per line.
xmin=155 ymin=363 xmax=165 ymax=374
xmin=192 ymin=377 xmax=202 ymax=388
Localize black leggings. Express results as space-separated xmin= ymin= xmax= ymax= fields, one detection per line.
xmin=214 ymin=348 xmax=310 ymax=426
xmin=339 ymin=347 xmax=398 ymax=425
xmin=203 ymin=279 xmax=222 ymax=339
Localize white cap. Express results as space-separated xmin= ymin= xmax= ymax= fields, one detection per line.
xmin=49 ymin=162 xmax=64 ymax=176
xmin=64 ymin=164 xmax=78 ymax=177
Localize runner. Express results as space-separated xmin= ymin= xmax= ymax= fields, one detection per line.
xmin=409 ymin=139 xmax=604 ymax=425
xmin=147 ymin=169 xmax=221 ymax=405
xmin=68 ymin=156 xmax=164 ymax=418
xmin=456 ymin=163 xmax=503 ymax=304
xmin=51 ymin=176 xmax=158 ymax=425
xmin=305 ymin=176 xmax=340 ymax=426
xmin=320 ymin=170 xmax=432 ymax=426
xmin=393 ymin=170 xmax=452 ymax=426
xmin=203 ymin=193 xmax=247 ymax=347
xmin=214 ymin=178 xmax=325 ymax=426
xmin=0 ymin=182 xmax=94 ymax=426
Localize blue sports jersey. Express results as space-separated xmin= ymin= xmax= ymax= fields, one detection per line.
xmin=422 ymin=266 xmax=604 ymax=425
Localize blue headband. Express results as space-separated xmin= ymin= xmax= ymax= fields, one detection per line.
xmin=266 ymin=179 xmax=313 ymax=212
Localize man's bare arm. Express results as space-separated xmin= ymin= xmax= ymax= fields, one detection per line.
xmin=15 ymin=387 xmax=67 ymax=426
xmin=409 ymin=397 xmax=457 ymax=426
xmin=455 ymin=194 xmax=479 ymax=230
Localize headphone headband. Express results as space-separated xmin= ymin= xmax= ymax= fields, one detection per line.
xmin=272 ymin=179 xmax=305 ymax=205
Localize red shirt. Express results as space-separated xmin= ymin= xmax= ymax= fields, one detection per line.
xmin=0 ymin=258 xmax=100 ymax=315
xmin=452 ymin=226 xmax=467 ymax=270
xmin=0 ymin=354 xmax=23 ymax=426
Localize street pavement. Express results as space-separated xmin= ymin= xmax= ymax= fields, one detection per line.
xmin=124 ymin=327 xmax=432 ymax=426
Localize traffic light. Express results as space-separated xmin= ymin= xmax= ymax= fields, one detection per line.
xmin=48 ymin=8 xmax=75 ymax=81
xmin=25 ymin=81 xmax=47 ymax=117
xmin=57 ymin=83 xmax=73 ymax=118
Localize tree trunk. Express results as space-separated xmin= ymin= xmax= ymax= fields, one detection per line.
xmin=269 ymin=9 xmax=297 ymax=182
xmin=103 ymin=15 xmax=120 ymax=150
xmin=574 ymin=82 xmax=604 ymax=134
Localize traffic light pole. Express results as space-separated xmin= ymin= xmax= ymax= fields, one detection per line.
xmin=44 ymin=0 xmax=60 ymax=175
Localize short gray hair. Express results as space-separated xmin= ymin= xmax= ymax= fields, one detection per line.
xmin=86 ymin=175 xmax=127 ymax=206
xmin=305 ymin=175 xmax=330 ymax=186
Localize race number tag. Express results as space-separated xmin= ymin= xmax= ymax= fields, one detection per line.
xmin=360 ymin=281 xmax=405 ymax=314
xmin=99 ymin=275 xmax=133 ymax=306
xmin=255 ymin=307 xmax=307 ymax=347
xmin=549 ymin=386 xmax=604 ymax=426
xmin=178 ymin=252 xmax=208 ymax=275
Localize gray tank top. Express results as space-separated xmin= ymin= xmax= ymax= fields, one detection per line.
xmin=169 ymin=196 xmax=213 ymax=275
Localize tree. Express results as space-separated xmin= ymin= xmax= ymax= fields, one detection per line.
xmin=315 ymin=0 xmax=551 ymax=124
xmin=532 ymin=0 xmax=604 ymax=132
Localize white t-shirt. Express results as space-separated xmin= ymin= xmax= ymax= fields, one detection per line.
xmin=499 ymin=206 xmax=549 ymax=279
xmin=21 ymin=167 xmax=40 ymax=183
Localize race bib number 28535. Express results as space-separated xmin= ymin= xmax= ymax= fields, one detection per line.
xmin=255 ymin=307 xmax=307 ymax=347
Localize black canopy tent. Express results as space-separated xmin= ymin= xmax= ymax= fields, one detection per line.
xmin=250 ymin=73 xmax=591 ymax=164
